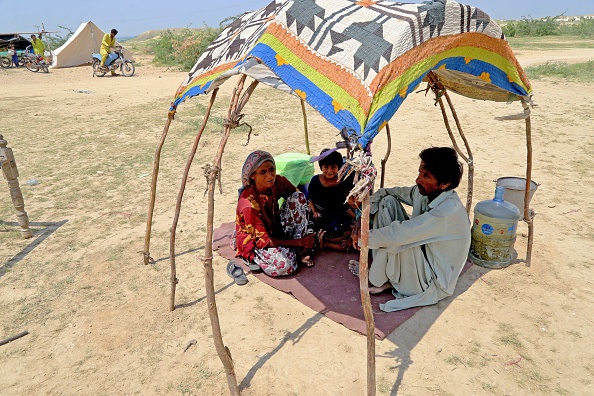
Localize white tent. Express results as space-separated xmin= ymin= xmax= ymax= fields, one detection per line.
xmin=51 ymin=21 xmax=133 ymax=68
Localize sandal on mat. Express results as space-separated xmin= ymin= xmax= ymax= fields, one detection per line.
xmin=242 ymin=258 xmax=262 ymax=272
xmin=226 ymin=260 xmax=248 ymax=285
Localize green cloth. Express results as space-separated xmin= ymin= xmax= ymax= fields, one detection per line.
xmin=274 ymin=153 xmax=313 ymax=206
xmin=274 ymin=153 xmax=314 ymax=187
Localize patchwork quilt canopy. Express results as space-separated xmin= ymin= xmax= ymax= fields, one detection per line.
xmin=172 ymin=0 xmax=532 ymax=148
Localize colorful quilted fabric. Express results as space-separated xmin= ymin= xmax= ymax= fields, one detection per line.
xmin=172 ymin=0 xmax=532 ymax=148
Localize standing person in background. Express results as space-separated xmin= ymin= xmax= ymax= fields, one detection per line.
xmin=30 ymin=33 xmax=45 ymax=56
xmin=100 ymin=29 xmax=118 ymax=75
xmin=8 ymin=45 xmax=19 ymax=68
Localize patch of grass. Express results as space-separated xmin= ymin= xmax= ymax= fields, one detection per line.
xmin=481 ymin=381 xmax=498 ymax=393
xmin=508 ymin=36 xmax=594 ymax=50
xmin=499 ymin=333 xmax=523 ymax=348
xmin=525 ymin=61 xmax=594 ymax=81
xmin=498 ymin=323 xmax=524 ymax=349
xmin=107 ymin=245 xmax=125 ymax=262
xmin=377 ymin=377 xmax=392 ymax=393
xmin=517 ymin=368 xmax=550 ymax=391
xmin=445 ymin=355 xmax=464 ymax=366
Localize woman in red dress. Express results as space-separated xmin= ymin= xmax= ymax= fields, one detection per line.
xmin=235 ymin=150 xmax=316 ymax=276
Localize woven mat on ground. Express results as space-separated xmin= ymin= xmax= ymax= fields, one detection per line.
xmin=214 ymin=222 xmax=471 ymax=340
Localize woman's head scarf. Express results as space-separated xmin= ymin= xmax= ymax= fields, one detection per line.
xmin=241 ymin=150 xmax=275 ymax=187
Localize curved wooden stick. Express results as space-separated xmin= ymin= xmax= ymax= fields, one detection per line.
xmin=427 ymin=72 xmax=473 ymax=213
xmin=143 ymin=113 xmax=174 ymax=264
xmin=380 ymin=123 xmax=391 ymax=189
xmin=443 ymin=91 xmax=474 ymax=212
xmin=522 ymin=101 xmax=534 ymax=267
xmin=204 ymin=75 xmax=249 ymax=395
xmin=300 ymin=99 xmax=311 ymax=155
xmin=358 ymin=193 xmax=376 ymax=395
xmin=169 ymin=89 xmax=219 ymax=311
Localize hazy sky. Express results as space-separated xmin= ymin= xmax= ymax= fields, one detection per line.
xmin=1 ymin=0 xmax=592 ymax=37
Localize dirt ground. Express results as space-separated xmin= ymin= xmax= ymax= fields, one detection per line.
xmin=1 ymin=44 xmax=593 ymax=396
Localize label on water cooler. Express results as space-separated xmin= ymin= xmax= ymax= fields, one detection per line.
xmin=481 ymin=224 xmax=494 ymax=235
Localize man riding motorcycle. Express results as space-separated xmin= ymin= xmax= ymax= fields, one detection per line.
xmin=100 ymin=29 xmax=118 ymax=75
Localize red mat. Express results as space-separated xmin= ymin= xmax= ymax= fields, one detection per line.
xmin=214 ymin=222 xmax=470 ymax=340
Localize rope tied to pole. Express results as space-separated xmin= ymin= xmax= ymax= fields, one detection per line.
xmin=138 ymin=250 xmax=155 ymax=264
xmin=222 ymin=112 xmax=254 ymax=146
xmin=426 ymin=77 xmax=446 ymax=105
xmin=167 ymin=108 xmax=176 ymax=120
xmin=223 ymin=112 xmax=245 ymax=128
xmin=202 ymin=163 xmax=223 ymax=196
xmin=340 ymin=151 xmax=377 ymax=203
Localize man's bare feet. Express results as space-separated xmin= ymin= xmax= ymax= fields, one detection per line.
xmin=316 ymin=230 xmax=325 ymax=250
xmin=348 ymin=260 xmax=360 ymax=276
xmin=347 ymin=260 xmax=391 ymax=294
xmin=301 ymin=255 xmax=315 ymax=267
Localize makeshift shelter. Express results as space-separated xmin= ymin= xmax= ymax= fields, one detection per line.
xmin=143 ymin=1 xmax=534 ymax=394
xmin=0 ymin=34 xmax=31 ymax=52
xmin=50 ymin=21 xmax=133 ymax=68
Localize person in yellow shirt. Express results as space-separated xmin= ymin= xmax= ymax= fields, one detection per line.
xmin=30 ymin=33 xmax=45 ymax=56
xmin=100 ymin=29 xmax=118 ymax=75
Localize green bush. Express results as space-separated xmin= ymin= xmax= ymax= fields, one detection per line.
xmin=502 ymin=16 xmax=560 ymax=37
xmin=558 ymin=18 xmax=594 ymax=38
xmin=151 ymin=25 xmax=224 ymax=70
xmin=45 ymin=25 xmax=75 ymax=49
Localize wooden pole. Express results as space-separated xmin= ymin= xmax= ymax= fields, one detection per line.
xmin=358 ymin=192 xmax=376 ymax=395
xmin=380 ymin=123 xmax=391 ymax=189
xmin=143 ymin=113 xmax=174 ymax=265
xmin=203 ymin=75 xmax=249 ymax=395
xmin=522 ymin=101 xmax=534 ymax=266
xmin=0 ymin=134 xmax=32 ymax=239
xmin=300 ymin=99 xmax=311 ymax=155
xmin=168 ymin=89 xmax=218 ymax=311
xmin=427 ymin=72 xmax=473 ymax=213
xmin=443 ymin=91 xmax=474 ymax=212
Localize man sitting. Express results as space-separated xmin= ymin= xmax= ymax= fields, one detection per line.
xmin=350 ymin=146 xmax=471 ymax=312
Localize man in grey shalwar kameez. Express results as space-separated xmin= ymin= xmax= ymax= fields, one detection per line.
xmin=350 ymin=147 xmax=471 ymax=312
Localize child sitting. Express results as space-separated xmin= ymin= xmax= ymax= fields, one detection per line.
xmin=308 ymin=148 xmax=356 ymax=251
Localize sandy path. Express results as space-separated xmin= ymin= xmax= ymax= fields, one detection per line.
xmin=0 ymin=48 xmax=593 ymax=395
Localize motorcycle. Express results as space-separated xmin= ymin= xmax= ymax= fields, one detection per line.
xmin=92 ymin=46 xmax=135 ymax=77
xmin=21 ymin=46 xmax=49 ymax=73
xmin=0 ymin=56 xmax=14 ymax=68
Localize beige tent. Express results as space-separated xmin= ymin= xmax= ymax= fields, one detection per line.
xmin=50 ymin=21 xmax=133 ymax=68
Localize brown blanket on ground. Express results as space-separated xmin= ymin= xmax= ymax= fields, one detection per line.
xmin=214 ymin=222 xmax=471 ymax=340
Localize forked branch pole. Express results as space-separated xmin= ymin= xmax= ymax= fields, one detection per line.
xmin=358 ymin=193 xmax=376 ymax=396
xmin=443 ymin=90 xmax=474 ymax=211
xmin=380 ymin=124 xmax=391 ymax=189
xmin=143 ymin=114 xmax=173 ymax=265
xmin=168 ymin=89 xmax=219 ymax=311
xmin=427 ymin=72 xmax=473 ymax=213
xmin=203 ymin=74 xmax=255 ymax=396
xmin=300 ymin=99 xmax=311 ymax=155
xmin=523 ymin=101 xmax=534 ymax=266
